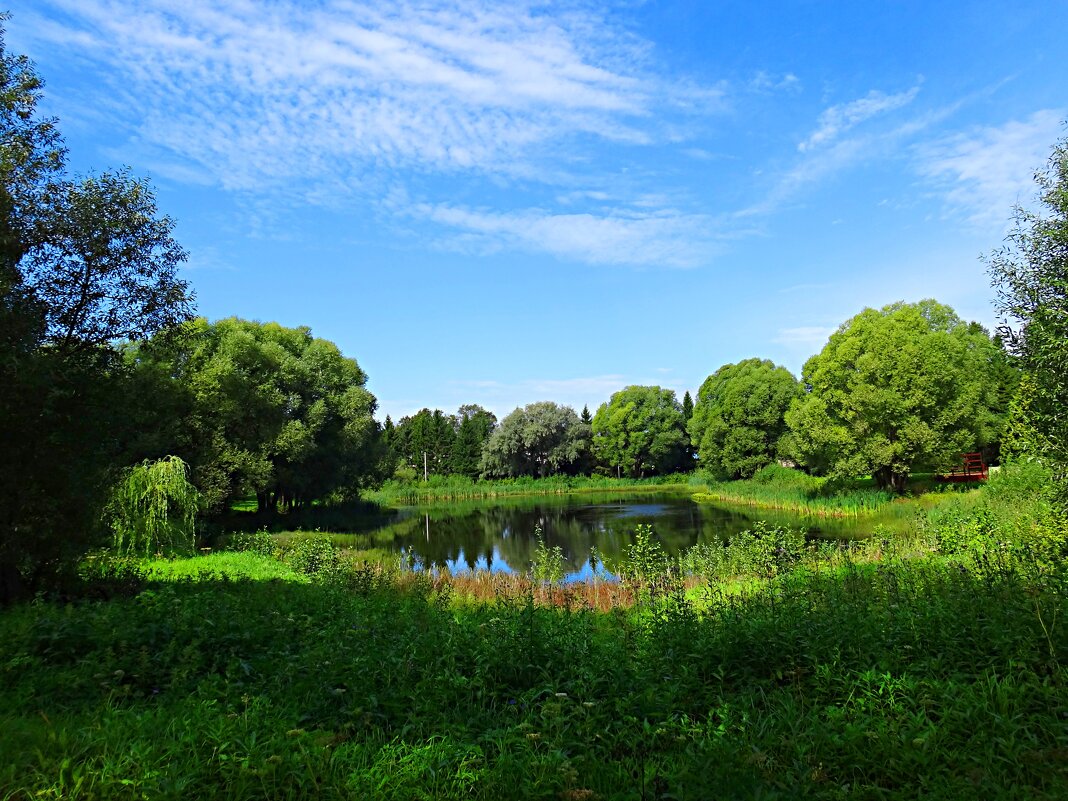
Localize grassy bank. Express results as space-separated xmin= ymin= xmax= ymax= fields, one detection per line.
xmin=693 ymin=464 xmax=977 ymax=518
xmin=366 ymin=473 xmax=699 ymax=507
xmin=2 ymin=464 xmax=1065 ymax=799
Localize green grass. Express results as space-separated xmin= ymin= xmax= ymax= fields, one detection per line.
xmin=4 ymin=543 xmax=1068 ymax=799
xmin=693 ymin=464 xmax=978 ymax=519
xmin=367 ymin=473 xmax=699 ymax=506
xmin=3 ymin=466 xmax=1066 ymax=799
xmin=140 ymin=551 xmax=310 ymax=582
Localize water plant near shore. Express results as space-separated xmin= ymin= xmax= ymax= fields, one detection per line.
xmin=367 ymin=473 xmax=698 ymax=506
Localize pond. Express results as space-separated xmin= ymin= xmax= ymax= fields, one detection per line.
xmin=309 ymin=491 xmax=908 ymax=581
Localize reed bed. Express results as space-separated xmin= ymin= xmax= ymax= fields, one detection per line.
xmin=367 ymin=473 xmax=698 ymax=506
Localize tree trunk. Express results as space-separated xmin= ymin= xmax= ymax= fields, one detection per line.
xmin=874 ymin=466 xmax=909 ymax=494
xmin=890 ymin=471 xmax=908 ymax=493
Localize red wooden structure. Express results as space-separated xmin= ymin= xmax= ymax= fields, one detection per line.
xmin=939 ymin=452 xmax=988 ymax=482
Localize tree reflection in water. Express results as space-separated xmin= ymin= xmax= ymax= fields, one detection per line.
xmin=321 ymin=492 xmax=887 ymax=581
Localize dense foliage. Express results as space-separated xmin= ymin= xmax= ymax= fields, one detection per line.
xmin=389 ymin=405 xmax=497 ymax=480
xmin=689 ymin=359 xmax=799 ymax=479
xmin=390 ymin=408 xmax=457 ymax=477
xmin=0 ymin=22 xmax=193 ymax=600
xmin=480 ymin=402 xmax=591 ymax=478
xmin=988 ymin=132 xmax=1068 ymax=478
xmin=2 ymin=13 xmax=1068 ymax=797
xmin=786 ymin=300 xmax=1003 ymax=491
xmin=592 ymin=385 xmax=689 ymax=478
xmin=129 ymin=317 xmax=386 ymax=514
xmin=451 ymin=405 xmax=498 ymax=478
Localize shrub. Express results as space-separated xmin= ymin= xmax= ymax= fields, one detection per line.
xmin=277 ymin=534 xmax=344 ymax=580
xmin=724 ymin=522 xmax=807 ymax=577
xmin=227 ymin=530 xmax=276 ymax=558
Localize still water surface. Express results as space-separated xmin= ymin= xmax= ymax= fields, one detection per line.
xmin=324 ymin=492 xmax=893 ymax=581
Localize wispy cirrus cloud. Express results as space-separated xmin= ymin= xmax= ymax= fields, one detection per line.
xmin=915 ymin=108 xmax=1065 ymax=227
xmin=798 ymin=85 xmax=921 ymax=152
xmin=740 ymin=91 xmax=960 ymax=219
xmin=773 ymin=326 xmax=835 ymax=349
xmin=21 ymin=0 xmax=717 ymax=188
xmin=749 ymin=71 xmax=801 ymax=93
xmin=415 ymin=202 xmax=721 ymax=267
xmin=18 ymin=0 xmax=730 ymax=267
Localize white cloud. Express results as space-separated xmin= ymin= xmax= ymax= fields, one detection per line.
xmin=773 ymin=326 xmax=835 ymax=349
xmin=19 ymin=0 xmax=732 ymax=268
xmin=915 ymin=108 xmax=1066 ymax=227
xmin=415 ymin=203 xmax=720 ymax=267
xmin=741 ymin=97 xmax=962 ymax=219
xmin=749 ymin=71 xmax=801 ymax=93
xmin=799 ymin=86 xmax=921 ymax=152
xmin=23 ymin=0 xmax=720 ymax=190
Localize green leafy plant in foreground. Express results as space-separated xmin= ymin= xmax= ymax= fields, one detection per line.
xmin=108 ymin=456 xmax=200 ymax=557
xmin=530 ymin=525 xmax=566 ymax=584
xmin=5 ymin=526 xmax=1068 ymax=800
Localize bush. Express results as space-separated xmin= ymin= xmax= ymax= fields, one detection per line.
xmin=227 ymin=530 xmax=276 ymax=558
xmin=278 ymin=534 xmax=343 ymax=580
xmin=724 ymin=522 xmax=807 ymax=577
xmin=530 ymin=526 xmax=566 ymax=585
xmin=925 ymin=497 xmax=998 ymax=555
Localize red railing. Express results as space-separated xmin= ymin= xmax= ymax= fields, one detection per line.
xmin=939 ymin=452 xmax=988 ymax=482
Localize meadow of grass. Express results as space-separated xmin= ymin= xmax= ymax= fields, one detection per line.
xmin=367 ymin=473 xmax=698 ymax=507
xmin=2 ymin=463 xmax=1066 ymax=799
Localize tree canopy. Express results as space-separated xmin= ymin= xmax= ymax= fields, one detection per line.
xmin=987 ymin=132 xmax=1068 ymax=475
xmin=785 ymin=300 xmax=1004 ymax=492
xmin=131 ymin=318 xmax=383 ymax=513
xmin=0 ymin=21 xmax=193 ymax=600
xmin=451 ymin=405 xmax=497 ymax=479
xmin=689 ymin=359 xmax=799 ymax=479
xmin=391 ymin=409 xmax=457 ymax=478
xmin=592 ymin=386 xmax=688 ymax=478
xmin=480 ymin=402 xmax=590 ymax=478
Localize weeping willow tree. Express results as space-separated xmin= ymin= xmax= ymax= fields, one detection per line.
xmin=109 ymin=456 xmax=200 ymax=557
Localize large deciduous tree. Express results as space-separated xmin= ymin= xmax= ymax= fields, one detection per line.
xmin=131 ymin=318 xmax=384 ymax=513
xmin=0 ymin=18 xmax=193 ymax=600
xmin=987 ymin=132 xmax=1068 ymax=476
xmin=785 ymin=300 xmax=1004 ymax=492
xmin=689 ymin=359 xmax=800 ymax=479
xmin=480 ymin=402 xmax=590 ymax=478
xmin=592 ymin=386 xmax=688 ymax=478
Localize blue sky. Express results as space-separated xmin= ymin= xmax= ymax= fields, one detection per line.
xmin=10 ymin=0 xmax=1067 ymax=421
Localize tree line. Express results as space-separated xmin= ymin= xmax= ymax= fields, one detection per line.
xmin=1 ymin=15 xmax=1065 ymax=600
xmin=383 ymin=301 xmax=1018 ymax=493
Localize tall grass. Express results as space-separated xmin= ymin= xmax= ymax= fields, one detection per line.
xmin=695 ymin=464 xmax=905 ymax=518
xmin=5 ymin=531 xmax=1067 ymax=798
xmin=367 ymin=473 xmax=698 ymax=506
